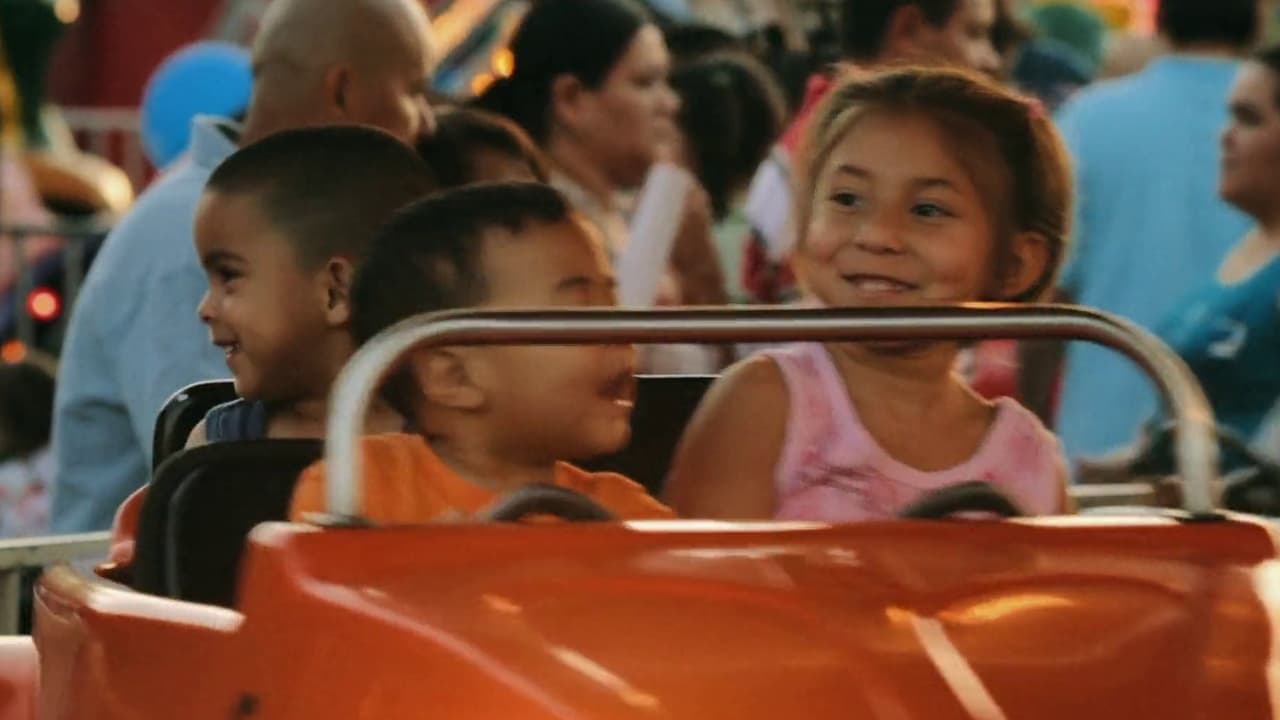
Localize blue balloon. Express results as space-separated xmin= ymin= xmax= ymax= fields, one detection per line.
xmin=140 ymin=42 xmax=253 ymax=169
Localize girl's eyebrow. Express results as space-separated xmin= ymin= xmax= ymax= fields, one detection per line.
xmin=913 ymin=178 xmax=961 ymax=192
xmin=833 ymin=164 xmax=869 ymax=179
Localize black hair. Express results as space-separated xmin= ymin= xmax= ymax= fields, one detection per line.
xmin=670 ymin=51 xmax=787 ymax=219
xmin=205 ymin=125 xmax=436 ymax=268
xmin=352 ymin=182 xmax=574 ymax=416
xmin=474 ymin=0 xmax=651 ymax=143
xmin=1256 ymin=43 xmax=1280 ymax=72
xmin=840 ymin=0 xmax=961 ymax=61
xmin=415 ymin=108 xmax=550 ymax=186
xmin=1157 ymin=0 xmax=1260 ymax=50
xmin=0 ymin=361 xmax=54 ymax=459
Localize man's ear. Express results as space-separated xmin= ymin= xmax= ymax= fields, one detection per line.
xmin=321 ymin=65 xmax=354 ymax=119
xmin=549 ymin=73 xmax=589 ymax=136
xmin=997 ymin=231 xmax=1053 ymax=301
xmin=410 ymin=348 xmax=486 ymax=411
xmin=320 ymin=257 xmax=356 ymax=326
xmin=880 ymin=5 xmax=930 ymax=60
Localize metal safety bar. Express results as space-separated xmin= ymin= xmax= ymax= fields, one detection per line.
xmin=0 ymin=531 xmax=111 ymax=635
xmin=325 ymin=304 xmax=1220 ymax=522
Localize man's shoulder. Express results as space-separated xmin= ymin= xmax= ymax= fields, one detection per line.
xmin=1057 ymin=72 xmax=1150 ymax=122
xmin=81 ymin=164 xmax=210 ymax=300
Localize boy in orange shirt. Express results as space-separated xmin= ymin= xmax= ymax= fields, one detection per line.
xmin=291 ymin=183 xmax=672 ymax=522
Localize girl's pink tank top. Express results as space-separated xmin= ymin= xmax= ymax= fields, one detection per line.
xmin=762 ymin=343 xmax=1063 ymax=522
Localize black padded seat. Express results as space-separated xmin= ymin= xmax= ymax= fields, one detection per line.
xmin=151 ymin=380 xmax=237 ymax=471
xmin=134 ymin=440 xmax=322 ymax=607
xmin=583 ymin=374 xmax=714 ymax=497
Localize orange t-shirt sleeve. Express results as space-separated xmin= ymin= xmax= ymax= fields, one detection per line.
xmin=289 ymin=434 xmax=441 ymax=523
xmin=289 ymin=463 xmax=326 ymax=521
xmin=568 ymin=470 xmax=675 ymax=520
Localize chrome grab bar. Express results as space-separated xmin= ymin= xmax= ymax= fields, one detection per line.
xmin=324 ymin=304 xmax=1219 ymax=521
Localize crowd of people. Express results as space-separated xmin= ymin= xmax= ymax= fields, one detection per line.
xmin=0 ymin=0 xmax=1276 ymax=535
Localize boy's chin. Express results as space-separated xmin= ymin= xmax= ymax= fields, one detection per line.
xmin=574 ymin=423 xmax=632 ymax=460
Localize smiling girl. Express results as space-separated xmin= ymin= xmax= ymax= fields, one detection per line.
xmin=667 ymin=66 xmax=1074 ymax=521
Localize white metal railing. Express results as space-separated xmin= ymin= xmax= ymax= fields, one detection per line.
xmin=0 ymin=532 xmax=110 ymax=634
xmin=324 ymin=305 xmax=1221 ymax=522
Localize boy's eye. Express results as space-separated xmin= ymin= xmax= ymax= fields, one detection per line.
xmin=911 ymin=202 xmax=954 ymax=219
xmin=210 ymin=266 xmax=242 ymax=285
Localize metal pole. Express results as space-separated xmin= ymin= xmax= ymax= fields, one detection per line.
xmin=0 ymin=570 xmax=19 ymax=636
xmin=0 ymin=531 xmax=110 ymax=635
xmin=324 ymin=305 xmax=1219 ymax=522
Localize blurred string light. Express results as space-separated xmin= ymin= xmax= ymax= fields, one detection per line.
xmin=26 ymin=288 xmax=61 ymax=322
xmin=0 ymin=340 xmax=26 ymax=364
xmin=54 ymin=0 xmax=80 ymax=24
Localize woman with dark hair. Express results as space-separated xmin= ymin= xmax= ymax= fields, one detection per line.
xmin=475 ymin=0 xmax=680 ymax=258
xmin=1085 ymin=46 xmax=1280 ymax=478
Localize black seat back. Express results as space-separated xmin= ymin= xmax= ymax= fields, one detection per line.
xmin=151 ymin=380 xmax=237 ymax=471
xmin=134 ymin=440 xmax=323 ymax=607
xmin=583 ymin=374 xmax=715 ymax=497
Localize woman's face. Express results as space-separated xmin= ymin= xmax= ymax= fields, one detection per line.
xmin=574 ymin=25 xmax=680 ymax=189
xmin=1221 ymin=61 xmax=1280 ymax=219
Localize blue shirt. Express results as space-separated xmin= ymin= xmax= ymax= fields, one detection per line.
xmin=1157 ymin=254 xmax=1280 ymax=443
xmin=1054 ymin=57 xmax=1252 ymax=462
xmin=203 ymin=399 xmax=268 ymax=443
xmin=51 ymin=116 xmax=236 ymax=532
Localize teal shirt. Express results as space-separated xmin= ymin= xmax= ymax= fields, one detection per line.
xmin=50 ymin=116 xmax=236 ymax=532
xmin=1158 ymin=253 xmax=1280 ymax=443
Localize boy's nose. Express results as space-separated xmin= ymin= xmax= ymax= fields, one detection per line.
xmin=196 ymin=289 xmax=215 ymax=324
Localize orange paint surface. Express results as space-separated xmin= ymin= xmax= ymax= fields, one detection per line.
xmin=18 ymin=514 xmax=1280 ymax=718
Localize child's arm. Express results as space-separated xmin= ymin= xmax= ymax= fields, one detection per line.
xmin=665 ymin=356 xmax=789 ymax=518
xmin=184 ymin=419 xmax=208 ymax=449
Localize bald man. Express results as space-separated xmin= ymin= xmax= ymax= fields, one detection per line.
xmin=51 ymin=0 xmax=438 ymax=532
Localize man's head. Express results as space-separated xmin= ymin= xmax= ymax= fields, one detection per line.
xmin=840 ymin=0 xmax=1000 ymax=75
xmin=354 ymin=182 xmax=635 ymax=463
xmin=195 ymin=125 xmax=436 ymax=402
xmin=245 ymin=0 xmax=438 ymax=144
xmin=1157 ymin=0 xmax=1262 ymax=52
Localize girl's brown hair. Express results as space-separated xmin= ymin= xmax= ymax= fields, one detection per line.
xmin=794 ymin=65 xmax=1073 ymax=302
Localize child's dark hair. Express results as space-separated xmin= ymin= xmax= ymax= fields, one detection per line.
xmin=415 ymin=108 xmax=549 ymax=186
xmin=0 ymin=360 xmax=54 ymax=459
xmin=1254 ymin=44 xmax=1280 ymax=93
xmin=671 ymin=51 xmax=787 ymax=219
xmin=840 ymin=0 xmax=960 ymax=61
xmin=205 ymin=125 xmax=436 ymax=268
xmin=474 ymin=0 xmax=651 ymax=143
xmin=352 ymin=182 xmax=576 ymax=416
xmin=797 ymin=66 xmax=1072 ymax=302
xmin=1157 ymin=0 xmax=1259 ymax=51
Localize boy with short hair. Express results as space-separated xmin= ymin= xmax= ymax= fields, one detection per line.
xmin=290 ymin=182 xmax=673 ymax=521
xmin=188 ymin=125 xmax=437 ymax=446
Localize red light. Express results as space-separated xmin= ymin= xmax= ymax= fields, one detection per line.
xmin=26 ymin=288 xmax=61 ymax=322
xmin=0 ymin=340 xmax=25 ymax=364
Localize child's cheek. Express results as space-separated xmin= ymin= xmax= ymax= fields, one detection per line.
xmin=802 ymin=220 xmax=843 ymax=263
